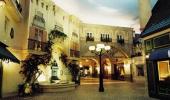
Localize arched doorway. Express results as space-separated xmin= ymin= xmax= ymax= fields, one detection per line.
xmin=79 ymin=58 xmax=99 ymax=78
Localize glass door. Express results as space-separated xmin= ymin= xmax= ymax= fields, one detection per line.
xmin=157 ymin=60 xmax=170 ymax=94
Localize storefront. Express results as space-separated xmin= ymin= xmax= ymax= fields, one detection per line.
xmin=146 ymin=48 xmax=170 ymax=98
xmin=141 ymin=0 xmax=170 ymax=99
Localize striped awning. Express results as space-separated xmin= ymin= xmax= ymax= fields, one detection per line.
xmin=0 ymin=42 xmax=20 ymax=63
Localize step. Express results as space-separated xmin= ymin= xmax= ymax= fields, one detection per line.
xmin=39 ymin=82 xmax=78 ymax=93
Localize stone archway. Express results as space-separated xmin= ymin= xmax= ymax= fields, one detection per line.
xmin=79 ymin=58 xmax=99 ymax=78
xmin=101 ymin=45 xmax=131 ymax=80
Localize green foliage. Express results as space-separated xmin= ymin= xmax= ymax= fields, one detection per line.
xmin=59 ymin=52 xmax=68 ymax=66
xmin=20 ymin=28 xmax=67 ymax=84
xmin=49 ymin=29 xmax=67 ymax=40
xmin=20 ymin=54 xmax=51 ymax=84
xmin=67 ymin=61 xmax=80 ymax=82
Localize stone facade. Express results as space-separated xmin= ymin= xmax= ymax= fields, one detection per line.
xmin=0 ymin=0 xmax=145 ymax=98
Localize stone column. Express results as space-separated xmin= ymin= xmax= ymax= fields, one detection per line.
xmin=139 ymin=0 xmax=151 ymax=31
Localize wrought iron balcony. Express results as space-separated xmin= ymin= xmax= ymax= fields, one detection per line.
xmin=28 ymin=39 xmax=48 ymax=54
xmin=70 ymin=49 xmax=80 ymax=58
xmin=100 ymin=37 xmax=112 ymax=42
xmin=33 ymin=15 xmax=45 ymax=28
xmin=86 ymin=36 xmax=94 ymax=42
xmin=117 ymin=39 xmax=125 ymax=45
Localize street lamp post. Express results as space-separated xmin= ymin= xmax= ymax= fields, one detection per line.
xmin=89 ymin=44 xmax=110 ymax=92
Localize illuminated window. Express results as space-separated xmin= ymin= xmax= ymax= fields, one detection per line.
xmin=158 ymin=60 xmax=170 ymax=81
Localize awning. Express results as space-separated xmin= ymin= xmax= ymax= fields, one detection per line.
xmin=0 ymin=42 xmax=20 ymax=63
xmin=149 ymin=48 xmax=170 ymax=61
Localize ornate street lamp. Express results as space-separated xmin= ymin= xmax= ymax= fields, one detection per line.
xmin=89 ymin=44 xmax=110 ymax=92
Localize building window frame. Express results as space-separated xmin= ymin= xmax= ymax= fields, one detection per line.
xmin=153 ymin=33 xmax=170 ymax=49
xmin=46 ymin=5 xmax=48 ymax=11
xmin=145 ymin=39 xmax=153 ymax=53
xmin=41 ymin=2 xmax=44 ymax=8
xmin=4 ymin=16 xmax=10 ymax=33
xmin=36 ymin=0 xmax=39 ymax=5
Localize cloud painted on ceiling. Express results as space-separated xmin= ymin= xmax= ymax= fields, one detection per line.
xmin=53 ymin=0 xmax=157 ymax=33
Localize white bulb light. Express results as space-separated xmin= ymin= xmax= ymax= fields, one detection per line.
xmin=89 ymin=46 xmax=95 ymax=51
xmin=96 ymin=47 xmax=101 ymax=52
xmin=0 ymin=0 xmax=5 ymax=7
xmin=97 ymin=44 xmax=105 ymax=49
xmin=105 ymin=46 xmax=111 ymax=50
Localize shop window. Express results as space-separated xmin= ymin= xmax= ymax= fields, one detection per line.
xmin=158 ymin=60 xmax=170 ymax=81
xmin=157 ymin=60 xmax=170 ymax=94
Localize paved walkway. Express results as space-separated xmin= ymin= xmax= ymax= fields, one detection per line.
xmin=3 ymin=78 xmax=158 ymax=100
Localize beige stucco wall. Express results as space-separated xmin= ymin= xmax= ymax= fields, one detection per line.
xmin=0 ymin=0 xmax=30 ymax=97
xmin=28 ymin=0 xmax=79 ymax=82
xmin=80 ymin=23 xmax=134 ymax=57
xmin=139 ymin=0 xmax=151 ymax=30
xmin=0 ymin=0 xmax=144 ymax=97
xmin=81 ymin=23 xmax=133 ymax=43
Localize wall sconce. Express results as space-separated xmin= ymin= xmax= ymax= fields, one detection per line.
xmin=0 ymin=59 xmax=10 ymax=64
xmin=0 ymin=0 xmax=5 ymax=7
xmin=145 ymin=55 xmax=149 ymax=59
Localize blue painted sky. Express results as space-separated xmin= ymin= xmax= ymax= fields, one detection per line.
xmin=53 ymin=0 xmax=157 ymax=33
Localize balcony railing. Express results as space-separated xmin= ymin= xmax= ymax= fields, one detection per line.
xmin=117 ymin=39 xmax=125 ymax=45
xmin=131 ymin=52 xmax=142 ymax=57
xmin=70 ymin=49 xmax=80 ymax=58
xmin=101 ymin=37 xmax=112 ymax=42
xmin=33 ymin=15 xmax=45 ymax=28
xmin=86 ymin=36 xmax=94 ymax=41
xmin=28 ymin=39 xmax=48 ymax=52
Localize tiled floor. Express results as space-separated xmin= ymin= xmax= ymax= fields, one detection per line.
xmin=2 ymin=78 xmax=158 ymax=100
